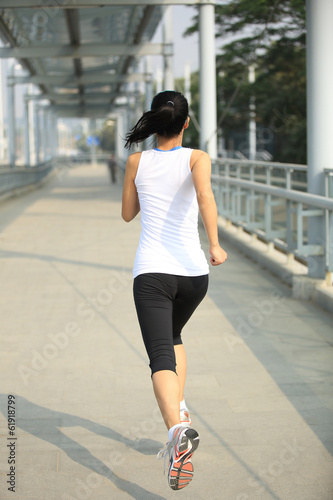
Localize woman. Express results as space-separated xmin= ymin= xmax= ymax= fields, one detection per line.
xmin=122 ymin=90 xmax=227 ymax=490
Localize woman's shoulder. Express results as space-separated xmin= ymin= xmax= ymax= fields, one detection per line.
xmin=125 ymin=152 xmax=142 ymax=179
xmin=128 ymin=151 xmax=142 ymax=163
xmin=189 ymin=149 xmax=211 ymax=169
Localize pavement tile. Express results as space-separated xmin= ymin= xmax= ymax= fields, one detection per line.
xmin=0 ymin=164 xmax=332 ymax=500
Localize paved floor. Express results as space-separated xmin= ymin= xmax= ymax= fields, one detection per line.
xmin=0 ymin=163 xmax=332 ymax=500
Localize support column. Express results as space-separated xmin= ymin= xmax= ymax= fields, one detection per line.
xmin=116 ymin=112 xmax=124 ymax=162
xmin=53 ymin=114 xmax=59 ymax=158
xmin=184 ymin=62 xmax=191 ymax=107
xmin=156 ymin=68 xmax=163 ymax=95
xmin=144 ymin=56 xmax=153 ymax=150
xmin=199 ymin=1 xmax=217 ymax=159
xmin=306 ymin=0 xmax=333 ymax=278
xmin=8 ymin=64 xmax=16 ymax=168
xmin=90 ymin=118 xmax=97 ymax=166
xmin=24 ymin=94 xmax=30 ymax=166
xmin=163 ymin=6 xmax=174 ymax=90
xmin=41 ymin=108 xmax=47 ymax=161
xmin=34 ymin=103 xmax=40 ymax=165
xmin=0 ymin=59 xmax=5 ymax=162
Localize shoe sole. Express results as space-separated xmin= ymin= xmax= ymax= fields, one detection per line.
xmin=169 ymin=428 xmax=199 ymax=491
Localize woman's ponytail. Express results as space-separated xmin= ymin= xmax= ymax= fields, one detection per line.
xmin=125 ymin=91 xmax=189 ymax=149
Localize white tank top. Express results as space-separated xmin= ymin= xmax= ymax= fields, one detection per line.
xmin=133 ymin=147 xmax=209 ymax=278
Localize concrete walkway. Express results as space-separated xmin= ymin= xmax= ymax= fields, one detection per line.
xmin=0 ymin=163 xmax=332 ymax=500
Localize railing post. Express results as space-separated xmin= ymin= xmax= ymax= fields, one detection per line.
xmin=265 ymin=167 xmax=272 ymax=237
xmin=236 ymin=164 xmax=242 ymax=218
xmin=296 ymin=203 xmax=303 ymax=254
xmin=286 ymin=200 xmax=293 ymax=253
xmin=225 ymin=163 xmax=230 ymax=217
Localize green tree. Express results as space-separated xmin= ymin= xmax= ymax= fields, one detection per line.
xmin=186 ymin=0 xmax=306 ymax=163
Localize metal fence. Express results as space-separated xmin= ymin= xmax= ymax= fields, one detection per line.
xmin=0 ymin=160 xmax=56 ymax=195
xmin=211 ymin=158 xmax=333 ymax=275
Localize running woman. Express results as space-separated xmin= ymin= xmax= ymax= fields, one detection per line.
xmin=121 ymin=90 xmax=227 ymax=490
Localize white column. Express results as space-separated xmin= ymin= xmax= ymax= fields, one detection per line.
xmin=184 ymin=62 xmax=191 ymax=107
xmin=24 ymin=94 xmax=30 ymax=166
xmin=8 ymin=64 xmax=16 ymax=167
xmin=248 ymin=65 xmax=256 ymax=161
xmin=199 ymin=2 xmax=217 ymax=159
xmin=156 ymin=68 xmax=163 ymax=95
xmin=41 ymin=108 xmax=48 ymax=161
xmin=51 ymin=113 xmax=58 ymax=158
xmin=0 ymin=59 xmax=5 ymax=162
xmin=116 ymin=111 xmax=124 ymax=161
xmin=90 ymin=118 xmax=97 ymax=165
xmin=306 ymin=0 xmax=333 ymax=278
xmin=163 ymin=6 xmax=174 ymax=90
xmin=144 ymin=57 xmax=153 ymax=150
xmin=28 ymin=84 xmax=35 ymax=163
xmin=34 ymin=103 xmax=40 ymax=165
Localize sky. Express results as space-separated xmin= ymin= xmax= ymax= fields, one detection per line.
xmin=152 ymin=5 xmax=200 ymax=79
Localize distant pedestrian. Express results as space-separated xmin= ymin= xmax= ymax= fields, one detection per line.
xmin=121 ymin=90 xmax=227 ymax=490
xmin=107 ymin=154 xmax=117 ymax=183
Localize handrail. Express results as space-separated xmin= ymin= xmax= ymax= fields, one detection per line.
xmin=211 ymin=166 xmax=333 ymax=278
xmin=215 ymin=157 xmax=308 ymax=172
xmin=0 ymin=159 xmax=58 ymax=195
xmin=212 ymin=175 xmax=333 ymax=210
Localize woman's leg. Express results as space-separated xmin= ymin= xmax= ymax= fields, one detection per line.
xmin=174 ymin=344 xmax=187 ymax=402
xmin=133 ymin=274 xmax=180 ymax=430
xmin=172 ymin=275 xmax=209 ymax=405
xmin=152 ymin=370 xmax=181 ymax=430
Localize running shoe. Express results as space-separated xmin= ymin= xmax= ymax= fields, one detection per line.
xmin=157 ymin=425 xmax=199 ymax=490
xmin=180 ymin=408 xmax=192 ymax=426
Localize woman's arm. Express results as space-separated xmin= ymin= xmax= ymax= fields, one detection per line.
xmin=191 ymin=150 xmax=227 ymax=266
xmin=121 ymin=153 xmax=141 ymax=222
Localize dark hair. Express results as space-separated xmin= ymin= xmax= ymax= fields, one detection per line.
xmin=124 ymin=90 xmax=189 ymax=149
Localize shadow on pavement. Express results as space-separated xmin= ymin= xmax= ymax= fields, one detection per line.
xmin=0 ymin=394 xmax=165 ymax=500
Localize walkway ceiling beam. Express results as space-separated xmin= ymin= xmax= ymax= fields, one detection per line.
xmin=64 ymin=9 xmax=84 ymax=101
xmin=25 ymin=92 xmax=123 ymax=101
xmin=0 ymin=43 xmax=166 ymax=59
xmin=25 ymin=93 xmax=134 ymax=104
xmin=115 ymin=5 xmax=157 ymax=99
xmin=0 ymin=0 xmax=213 ymax=6
xmin=9 ymin=73 xmax=147 ymax=86
xmin=0 ymin=16 xmax=49 ymax=96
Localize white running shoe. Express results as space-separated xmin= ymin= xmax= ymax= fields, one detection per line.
xmin=157 ymin=425 xmax=199 ymax=490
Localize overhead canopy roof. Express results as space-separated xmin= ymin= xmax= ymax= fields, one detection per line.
xmin=0 ymin=3 xmax=168 ymax=117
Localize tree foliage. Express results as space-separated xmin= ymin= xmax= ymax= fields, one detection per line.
xmin=186 ymin=0 xmax=306 ymax=163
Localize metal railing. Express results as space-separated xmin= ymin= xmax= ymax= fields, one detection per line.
xmin=211 ymin=158 xmax=333 ymax=276
xmin=0 ymin=160 xmax=57 ymax=195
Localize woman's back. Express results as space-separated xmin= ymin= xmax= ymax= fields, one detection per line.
xmin=133 ymin=147 xmax=209 ymax=278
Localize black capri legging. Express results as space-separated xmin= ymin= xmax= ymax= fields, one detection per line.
xmin=133 ymin=272 xmax=209 ymax=376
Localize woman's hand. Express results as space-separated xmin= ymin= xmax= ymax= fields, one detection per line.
xmin=209 ymin=244 xmax=228 ymax=266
